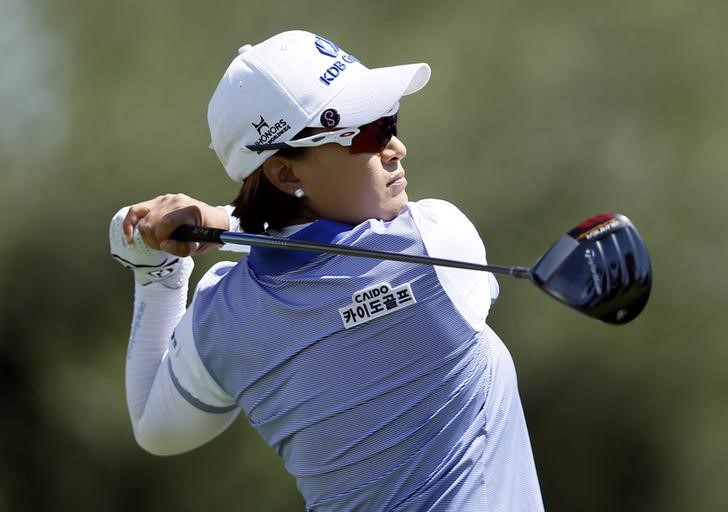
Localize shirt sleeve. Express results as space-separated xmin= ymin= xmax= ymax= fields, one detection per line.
xmin=126 ymin=264 xmax=241 ymax=456
xmin=408 ymin=199 xmax=500 ymax=331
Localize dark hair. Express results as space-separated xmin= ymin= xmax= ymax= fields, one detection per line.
xmin=231 ymin=129 xmax=316 ymax=234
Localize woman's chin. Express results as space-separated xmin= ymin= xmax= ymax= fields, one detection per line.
xmin=378 ymin=197 xmax=409 ymax=222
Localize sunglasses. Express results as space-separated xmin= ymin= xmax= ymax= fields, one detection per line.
xmin=244 ymin=114 xmax=398 ymax=155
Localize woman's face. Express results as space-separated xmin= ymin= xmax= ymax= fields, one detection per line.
xmin=288 ymin=135 xmax=409 ymax=225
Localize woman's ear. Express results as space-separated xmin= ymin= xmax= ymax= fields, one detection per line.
xmin=262 ymin=156 xmax=303 ymax=197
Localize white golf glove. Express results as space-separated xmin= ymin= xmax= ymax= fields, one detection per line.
xmin=109 ymin=207 xmax=194 ymax=289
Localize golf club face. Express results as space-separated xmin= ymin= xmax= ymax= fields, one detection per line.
xmin=529 ymin=213 xmax=652 ymax=324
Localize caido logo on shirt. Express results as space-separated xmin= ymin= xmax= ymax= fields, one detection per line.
xmin=339 ymin=281 xmax=417 ymax=329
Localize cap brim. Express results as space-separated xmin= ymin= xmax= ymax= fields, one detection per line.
xmin=313 ymin=63 xmax=431 ymax=127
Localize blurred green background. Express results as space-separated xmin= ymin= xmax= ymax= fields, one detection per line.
xmin=1 ymin=0 xmax=726 ymax=510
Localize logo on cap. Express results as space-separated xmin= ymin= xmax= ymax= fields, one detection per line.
xmin=252 ymin=116 xmax=270 ymax=135
xmin=315 ymin=36 xmax=339 ymax=58
xmin=252 ymin=117 xmax=292 ymax=147
xmin=320 ymin=109 xmax=340 ymax=128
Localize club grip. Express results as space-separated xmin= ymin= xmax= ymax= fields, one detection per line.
xmin=170 ymin=225 xmax=225 ymax=244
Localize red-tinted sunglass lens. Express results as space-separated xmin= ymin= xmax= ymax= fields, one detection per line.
xmin=349 ymin=114 xmax=399 ymax=154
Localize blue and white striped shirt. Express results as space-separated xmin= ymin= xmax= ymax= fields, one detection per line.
xmin=169 ymin=199 xmax=543 ymax=511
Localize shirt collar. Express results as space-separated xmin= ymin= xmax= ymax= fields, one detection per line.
xmin=247 ymin=219 xmax=354 ymax=275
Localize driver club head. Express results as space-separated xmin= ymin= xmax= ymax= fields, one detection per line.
xmin=528 ymin=213 xmax=652 ymax=325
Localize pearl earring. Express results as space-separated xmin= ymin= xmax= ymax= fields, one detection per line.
xmin=294 ymin=188 xmax=305 ymax=198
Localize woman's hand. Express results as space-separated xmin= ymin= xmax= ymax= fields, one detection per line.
xmin=122 ymin=194 xmax=230 ymax=257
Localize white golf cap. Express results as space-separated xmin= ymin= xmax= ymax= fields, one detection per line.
xmin=207 ymin=30 xmax=431 ymax=182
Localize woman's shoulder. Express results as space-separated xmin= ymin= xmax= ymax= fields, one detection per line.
xmin=340 ymin=199 xmax=478 ymax=245
xmin=405 ymin=198 xmax=487 ymax=263
xmin=193 ymin=260 xmax=239 ymax=298
xmin=411 ymin=198 xmax=460 ymax=210
xmin=407 ymin=198 xmax=477 ymax=231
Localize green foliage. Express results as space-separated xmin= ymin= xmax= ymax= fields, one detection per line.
xmin=1 ymin=0 xmax=727 ymax=510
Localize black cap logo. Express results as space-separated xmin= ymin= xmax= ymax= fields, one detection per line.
xmin=320 ymin=108 xmax=340 ymax=128
xmin=252 ymin=115 xmax=270 ymax=135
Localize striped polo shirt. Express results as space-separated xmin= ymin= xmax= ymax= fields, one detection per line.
xmin=170 ymin=199 xmax=543 ymax=511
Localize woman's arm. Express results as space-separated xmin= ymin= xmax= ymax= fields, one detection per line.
xmin=111 ymin=202 xmax=240 ymax=455
xmin=127 ymin=278 xmax=239 ymax=456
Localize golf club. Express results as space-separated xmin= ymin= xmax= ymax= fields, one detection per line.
xmin=171 ymin=212 xmax=651 ymax=324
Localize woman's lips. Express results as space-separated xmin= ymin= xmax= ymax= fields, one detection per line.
xmin=387 ymin=171 xmax=406 ymax=187
xmin=387 ymin=172 xmax=407 ymax=193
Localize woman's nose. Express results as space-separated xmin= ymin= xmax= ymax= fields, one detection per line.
xmin=381 ymin=136 xmax=407 ymax=163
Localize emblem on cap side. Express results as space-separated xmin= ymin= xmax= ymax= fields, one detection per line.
xmin=320 ymin=109 xmax=341 ymax=128
xmin=251 ymin=116 xmax=292 ymax=146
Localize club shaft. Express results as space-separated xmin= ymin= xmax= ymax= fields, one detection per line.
xmin=172 ymin=225 xmax=530 ymax=278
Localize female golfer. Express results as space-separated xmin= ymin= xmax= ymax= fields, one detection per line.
xmin=110 ymin=30 xmax=544 ymax=511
